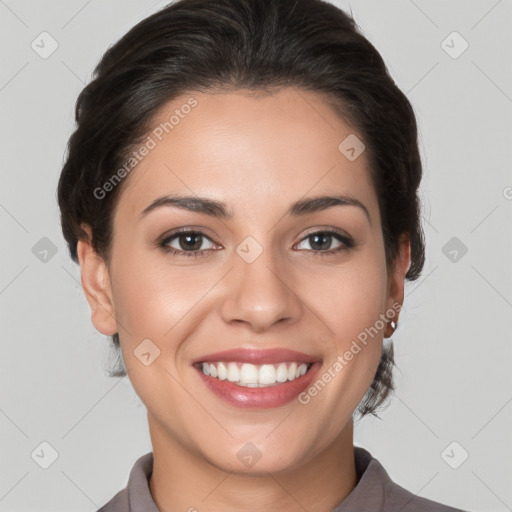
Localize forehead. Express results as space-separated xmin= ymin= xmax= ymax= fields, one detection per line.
xmin=115 ymin=87 xmax=378 ymax=224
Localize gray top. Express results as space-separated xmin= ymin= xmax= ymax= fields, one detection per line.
xmin=97 ymin=447 xmax=468 ymax=512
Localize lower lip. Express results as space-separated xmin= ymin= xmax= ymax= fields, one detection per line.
xmin=195 ymin=362 xmax=322 ymax=409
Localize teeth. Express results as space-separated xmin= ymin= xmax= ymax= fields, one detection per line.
xmin=240 ymin=363 xmax=258 ymax=385
xmin=217 ymin=362 xmax=227 ymax=380
xmin=227 ymin=362 xmax=239 ymax=382
xmin=259 ymin=364 xmax=276 ymax=385
xmin=288 ymin=362 xmax=297 ymax=381
xmin=199 ymin=361 xmax=311 ymax=386
xmin=276 ymin=363 xmax=288 ymax=382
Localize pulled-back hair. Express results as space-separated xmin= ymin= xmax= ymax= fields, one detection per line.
xmin=57 ymin=0 xmax=425 ymax=418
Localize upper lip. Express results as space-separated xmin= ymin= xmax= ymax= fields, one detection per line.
xmin=191 ymin=348 xmax=321 ymax=366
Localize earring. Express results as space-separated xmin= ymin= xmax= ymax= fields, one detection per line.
xmin=385 ymin=319 xmax=398 ymax=338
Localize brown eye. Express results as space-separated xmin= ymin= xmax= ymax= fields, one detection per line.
xmin=159 ymin=230 xmax=217 ymax=257
xmin=295 ymin=230 xmax=354 ymax=254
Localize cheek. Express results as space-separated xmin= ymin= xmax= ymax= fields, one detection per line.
xmin=109 ymin=259 xmax=203 ymax=416
xmin=304 ymin=243 xmax=388 ymax=410
xmin=310 ymin=248 xmax=388 ymax=345
xmin=111 ymin=253 xmax=207 ymax=340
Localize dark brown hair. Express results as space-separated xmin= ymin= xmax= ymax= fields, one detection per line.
xmin=57 ymin=0 xmax=425 ymax=418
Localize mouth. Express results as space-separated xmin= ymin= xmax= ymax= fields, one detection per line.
xmin=193 ymin=360 xmax=314 ymax=387
xmin=191 ymin=348 xmax=321 ymax=408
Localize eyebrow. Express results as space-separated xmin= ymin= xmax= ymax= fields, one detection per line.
xmin=139 ymin=194 xmax=371 ymax=225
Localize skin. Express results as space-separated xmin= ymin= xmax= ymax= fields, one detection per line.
xmin=77 ymin=87 xmax=410 ymax=512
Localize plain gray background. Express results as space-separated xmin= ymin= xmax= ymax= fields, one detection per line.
xmin=1 ymin=1 xmax=511 ymax=511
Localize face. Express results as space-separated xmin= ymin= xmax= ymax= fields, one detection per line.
xmin=78 ymin=87 xmax=409 ymax=475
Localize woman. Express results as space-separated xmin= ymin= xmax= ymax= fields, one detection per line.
xmin=57 ymin=0 xmax=469 ymax=510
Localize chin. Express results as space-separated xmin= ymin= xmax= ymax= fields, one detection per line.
xmin=208 ymin=449 xmax=304 ymax=477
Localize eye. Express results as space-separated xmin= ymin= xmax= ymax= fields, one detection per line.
xmin=294 ymin=229 xmax=354 ymax=255
xmin=159 ymin=229 xmax=217 ymax=257
xmin=157 ymin=227 xmax=354 ymax=258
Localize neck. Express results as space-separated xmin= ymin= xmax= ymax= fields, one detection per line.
xmin=148 ymin=416 xmax=358 ymax=512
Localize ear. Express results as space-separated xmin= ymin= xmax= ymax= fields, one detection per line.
xmin=76 ymin=223 xmax=118 ymax=336
xmin=384 ymin=233 xmax=411 ymax=337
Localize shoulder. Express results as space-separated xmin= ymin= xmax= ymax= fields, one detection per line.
xmin=381 ymin=475 xmax=468 ymax=511
xmin=95 ymin=488 xmax=128 ymax=512
xmin=349 ymin=447 xmax=470 ymax=512
xmin=94 ymin=451 xmax=155 ymax=512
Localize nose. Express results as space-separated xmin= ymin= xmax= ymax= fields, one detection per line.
xmin=219 ymin=244 xmax=303 ymax=333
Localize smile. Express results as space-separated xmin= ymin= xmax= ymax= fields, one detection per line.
xmin=196 ymin=361 xmax=313 ymax=387
xmin=191 ymin=348 xmax=321 ymax=408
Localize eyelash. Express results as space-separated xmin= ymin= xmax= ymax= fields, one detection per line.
xmin=158 ymin=228 xmax=355 ymax=258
